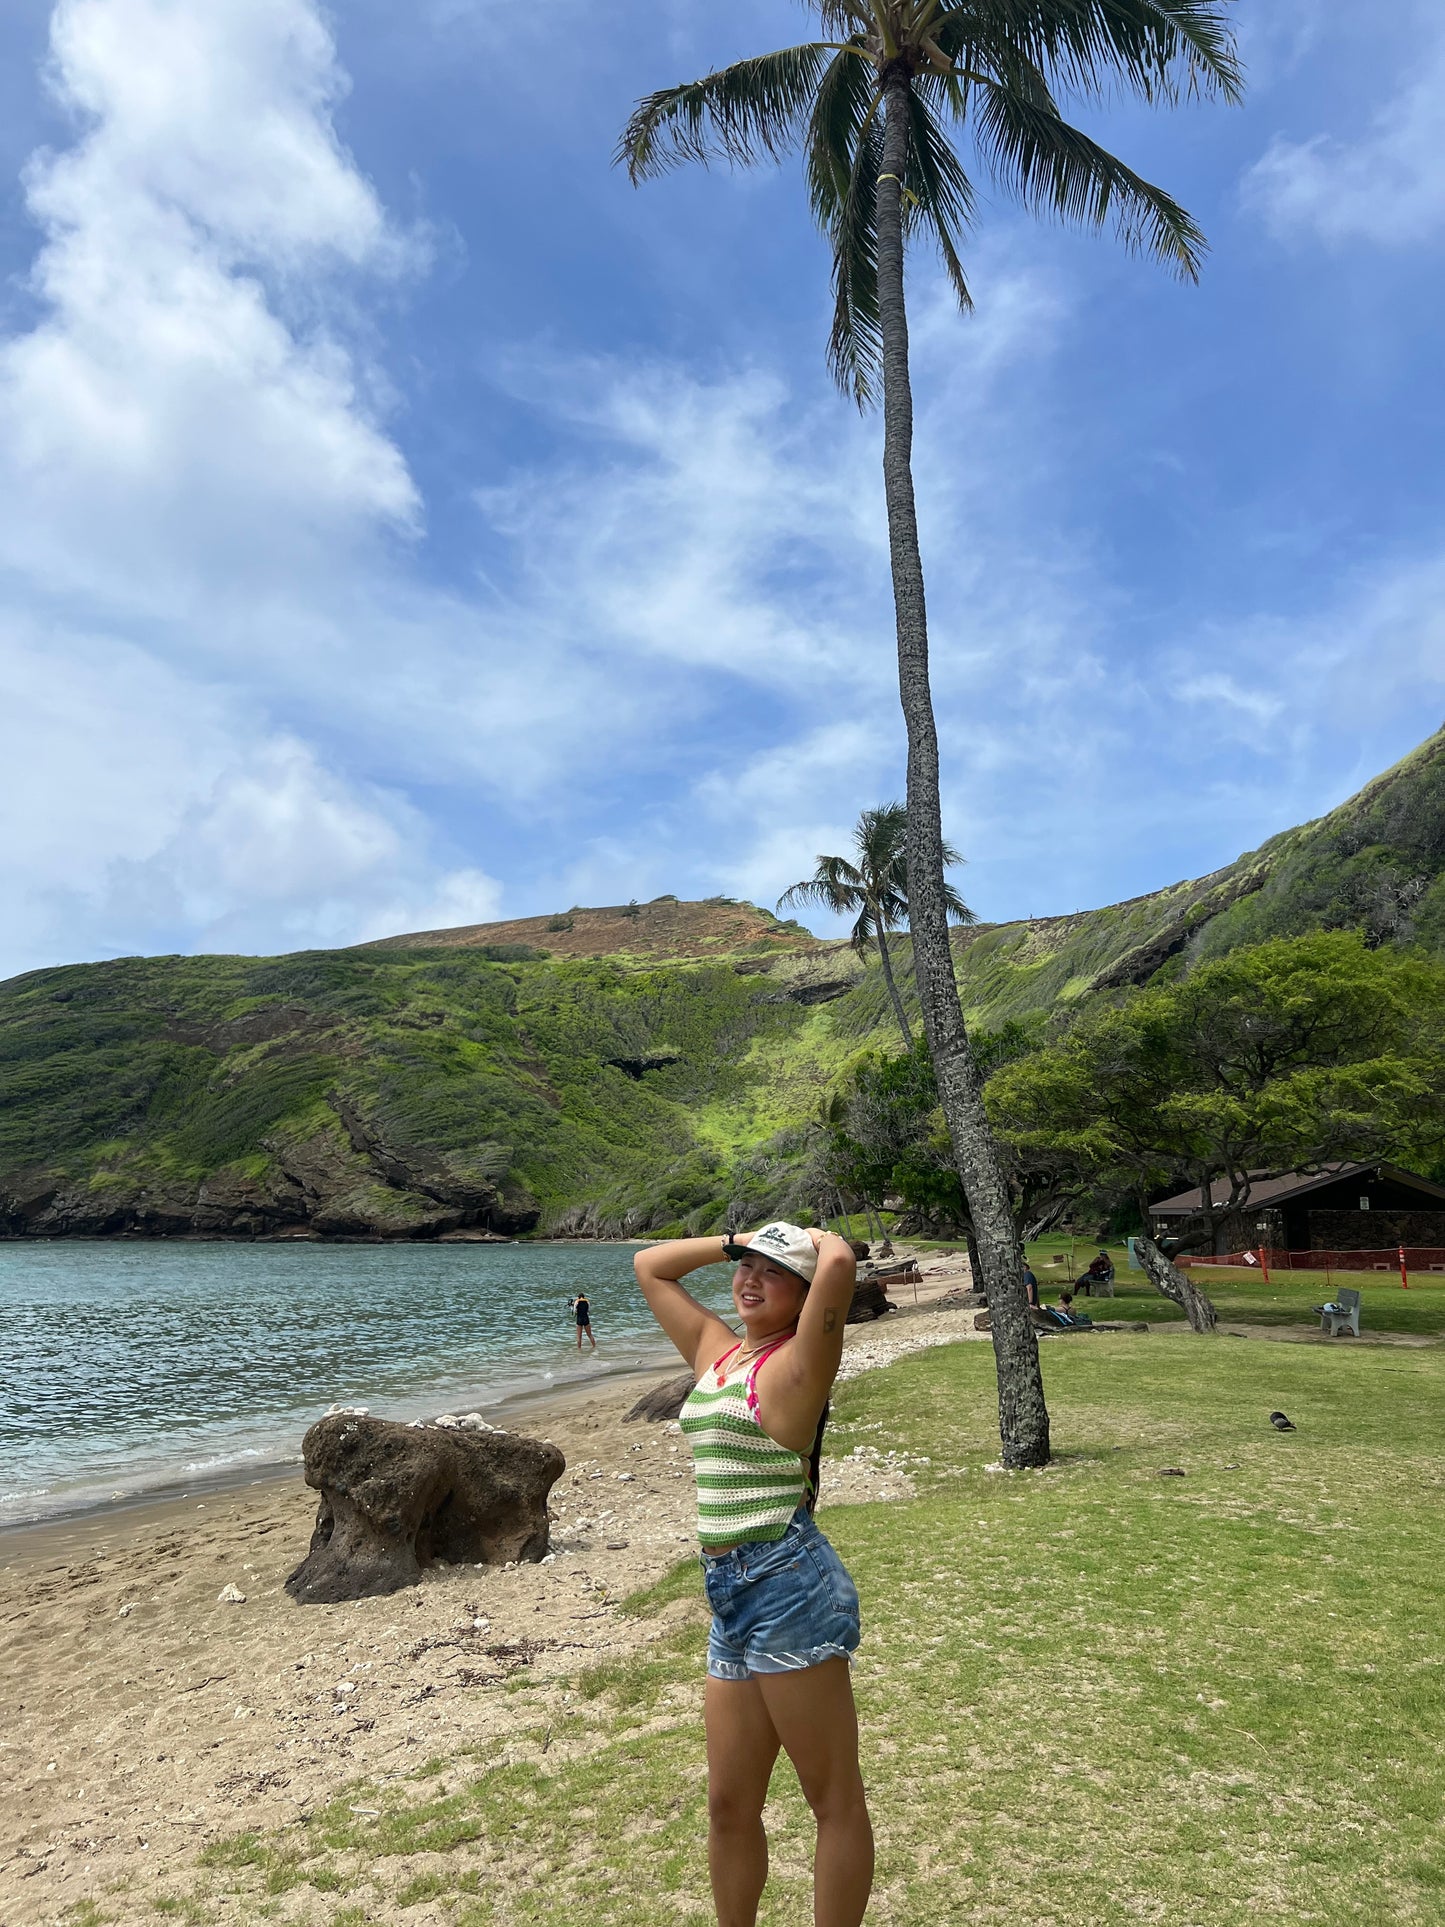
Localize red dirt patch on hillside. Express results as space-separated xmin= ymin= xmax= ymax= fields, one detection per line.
xmin=362 ymin=897 xmax=817 ymax=962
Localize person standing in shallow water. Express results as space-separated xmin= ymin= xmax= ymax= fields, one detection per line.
xmin=635 ymin=1222 xmax=873 ymax=1927
xmin=570 ymin=1293 xmax=595 ymax=1350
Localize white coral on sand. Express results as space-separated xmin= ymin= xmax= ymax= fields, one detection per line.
xmin=834 ymin=1311 xmax=985 ymax=1383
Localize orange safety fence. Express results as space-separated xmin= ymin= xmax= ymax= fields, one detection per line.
xmin=1179 ymin=1246 xmax=1445 ymax=1282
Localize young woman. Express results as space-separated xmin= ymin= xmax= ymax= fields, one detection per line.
xmin=634 ymin=1222 xmax=874 ymax=1927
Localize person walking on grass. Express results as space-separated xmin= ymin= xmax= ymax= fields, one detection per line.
xmin=635 ymin=1222 xmax=873 ymax=1927
xmin=569 ymin=1293 xmax=595 ymax=1351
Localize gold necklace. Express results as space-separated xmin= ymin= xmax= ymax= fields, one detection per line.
xmin=715 ymin=1332 xmax=792 ymax=1387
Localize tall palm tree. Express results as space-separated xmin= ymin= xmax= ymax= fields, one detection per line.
xmin=620 ymin=2 xmax=1240 ymax=1467
xmin=778 ymin=801 xmax=972 ymax=1048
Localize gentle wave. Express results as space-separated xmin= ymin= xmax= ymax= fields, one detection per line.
xmin=0 ymin=1240 xmax=731 ymax=1527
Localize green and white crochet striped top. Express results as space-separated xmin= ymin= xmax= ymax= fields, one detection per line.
xmin=680 ymin=1340 xmax=807 ymax=1549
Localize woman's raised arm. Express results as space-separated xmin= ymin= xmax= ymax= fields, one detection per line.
xmin=787 ymin=1230 xmax=856 ymax=1395
xmin=634 ymin=1236 xmax=739 ymax=1375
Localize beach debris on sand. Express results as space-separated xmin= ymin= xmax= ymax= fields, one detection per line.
xmin=285 ymin=1412 xmax=565 ymax=1605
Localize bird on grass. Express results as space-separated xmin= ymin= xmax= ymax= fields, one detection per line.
xmin=1269 ymin=1411 xmax=1296 ymax=1431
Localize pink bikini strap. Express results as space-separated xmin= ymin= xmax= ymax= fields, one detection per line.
xmin=743 ymin=1334 xmax=793 ymax=1419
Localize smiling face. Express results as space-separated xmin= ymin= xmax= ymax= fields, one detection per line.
xmin=732 ymin=1250 xmax=808 ymax=1339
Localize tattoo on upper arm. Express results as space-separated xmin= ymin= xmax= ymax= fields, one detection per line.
xmin=823 ymin=1308 xmax=837 ymax=1332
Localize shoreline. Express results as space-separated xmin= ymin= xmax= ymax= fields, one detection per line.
xmin=0 ymin=1241 xmax=948 ymax=1537
xmin=1 ymin=1248 xmax=975 ymax=1550
xmin=0 ymin=1349 xmax=683 ymax=1567
xmin=0 ymin=1263 xmax=980 ymax=1922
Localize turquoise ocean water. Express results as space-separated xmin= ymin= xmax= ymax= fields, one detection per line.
xmin=0 ymin=1241 xmax=735 ymax=1528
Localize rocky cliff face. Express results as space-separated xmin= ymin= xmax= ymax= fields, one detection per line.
xmin=0 ymin=1112 xmax=540 ymax=1240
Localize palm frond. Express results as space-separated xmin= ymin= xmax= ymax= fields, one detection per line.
xmin=621 ymin=2 xmax=1238 ymax=394
xmin=777 ymin=855 xmax=867 ymax=919
xmin=824 ymin=103 xmax=885 ymax=404
xmin=971 ymin=58 xmax=1207 ymax=276
xmin=815 ymin=0 xmax=876 ymax=33
xmin=813 ymin=57 xmax=987 ymax=399
xmin=806 ymin=37 xmax=877 ymax=225
xmin=934 ymin=0 xmax=1241 ymax=107
xmin=855 ymin=801 xmax=909 ymax=867
xmin=618 ymin=43 xmax=836 ymax=181
xmin=905 ymin=85 xmax=975 ymax=312
xmin=849 ymin=902 xmax=880 ymax=956
xmin=782 ymin=800 xmax=973 ymax=947
xmin=805 ymin=42 xmax=884 ymax=405
xmin=943 ymin=883 xmax=977 ymax=925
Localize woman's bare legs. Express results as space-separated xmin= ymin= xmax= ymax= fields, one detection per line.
xmin=705 ymin=1677 xmax=780 ymax=1926
xmin=758 ymin=1659 xmax=872 ymax=1927
xmin=704 ymin=1661 xmax=873 ymax=1927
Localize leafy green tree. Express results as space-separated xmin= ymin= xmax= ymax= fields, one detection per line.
xmin=777 ymin=802 xmax=973 ymax=1048
xmin=621 ymin=2 xmax=1239 ymax=1465
xmin=987 ymin=933 xmax=1445 ymax=1255
xmin=830 ymin=1023 xmax=1041 ymax=1248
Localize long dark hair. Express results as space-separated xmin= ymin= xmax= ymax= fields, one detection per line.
xmin=806 ymin=1400 xmax=829 ymax=1514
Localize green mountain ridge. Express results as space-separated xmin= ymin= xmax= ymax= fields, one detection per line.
xmin=3 ymin=726 xmax=1442 ymax=1240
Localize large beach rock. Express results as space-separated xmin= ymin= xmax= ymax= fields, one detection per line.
xmin=847 ymin=1274 xmax=896 ymax=1324
xmin=624 ymin=1371 xmax=695 ymax=1422
xmin=285 ymin=1413 xmax=565 ymax=1605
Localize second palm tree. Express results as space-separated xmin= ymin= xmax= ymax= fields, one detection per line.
xmin=778 ymin=801 xmax=972 ymax=1049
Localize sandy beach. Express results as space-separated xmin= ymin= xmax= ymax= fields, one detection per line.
xmin=0 ymin=1257 xmax=979 ymax=1924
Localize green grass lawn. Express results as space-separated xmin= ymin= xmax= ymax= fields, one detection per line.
xmin=1019 ymin=1237 xmax=1445 ymax=1339
xmin=134 ymin=1331 xmax=1445 ymax=1926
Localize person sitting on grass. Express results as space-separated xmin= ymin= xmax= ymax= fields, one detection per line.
xmin=1046 ymin=1289 xmax=1095 ymax=1330
xmin=634 ymin=1222 xmax=873 ymax=1927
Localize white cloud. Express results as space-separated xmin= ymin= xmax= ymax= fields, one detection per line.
xmin=1176 ymin=550 xmax=1445 ymax=740
xmin=0 ymin=0 xmax=419 ymax=615
xmin=45 ymin=0 xmax=403 ymax=271
xmin=693 ymin=720 xmax=901 ymax=924
xmin=116 ymin=737 xmax=497 ymax=951
xmin=0 ymin=619 xmax=500 ymax=974
xmin=1233 ymin=0 xmax=1326 ymax=88
xmin=1176 ymin=673 xmax=1285 ymax=728
xmin=478 ymin=364 xmax=886 ymax=695
xmin=0 ymin=0 xmax=479 ymax=976
xmin=1243 ymin=31 xmax=1445 ymax=246
xmin=451 ymin=251 xmax=1108 ymax=919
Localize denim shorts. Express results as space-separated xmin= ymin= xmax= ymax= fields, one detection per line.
xmin=700 ymin=1507 xmax=861 ymax=1680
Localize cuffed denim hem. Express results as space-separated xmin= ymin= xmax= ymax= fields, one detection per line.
xmin=707 ymin=1639 xmax=856 ymax=1681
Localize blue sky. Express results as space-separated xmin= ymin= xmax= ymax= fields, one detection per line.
xmin=1 ymin=0 xmax=1443 ymax=978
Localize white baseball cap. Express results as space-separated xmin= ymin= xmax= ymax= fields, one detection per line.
xmin=721 ymin=1221 xmax=819 ymax=1287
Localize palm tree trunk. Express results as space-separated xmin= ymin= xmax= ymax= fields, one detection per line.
xmin=875 ymin=74 xmax=1049 ymax=1467
xmin=873 ymin=923 xmax=914 ymax=1048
